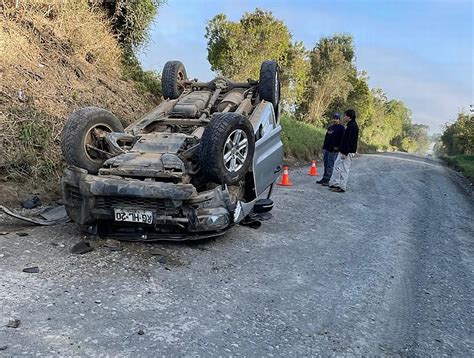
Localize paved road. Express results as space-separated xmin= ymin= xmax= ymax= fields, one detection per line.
xmin=1 ymin=153 xmax=473 ymax=356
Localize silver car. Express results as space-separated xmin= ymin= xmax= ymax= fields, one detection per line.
xmin=61 ymin=60 xmax=284 ymax=240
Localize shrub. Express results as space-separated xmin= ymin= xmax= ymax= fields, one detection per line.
xmin=280 ymin=114 xmax=325 ymax=160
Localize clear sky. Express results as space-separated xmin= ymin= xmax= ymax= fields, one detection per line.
xmin=138 ymin=0 xmax=473 ymax=133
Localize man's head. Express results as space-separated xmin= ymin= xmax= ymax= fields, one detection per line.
xmin=344 ymin=109 xmax=356 ymax=123
xmin=332 ymin=113 xmax=340 ymax=124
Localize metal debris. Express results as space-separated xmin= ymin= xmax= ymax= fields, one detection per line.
xmin=22 ymin=266 xmax=40 ymax=273
xmin=0 ymin=205 xmax=70 ymax=226
xmin=71 ymin=241 xmax=94 ymax=255
xmin=6 ymin=319 xmax=20 ymax=328
xmin=20 ymin=195 xmax=41 ymax=209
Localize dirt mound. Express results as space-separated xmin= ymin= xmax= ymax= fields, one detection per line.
xmin=0 ymin=1 xmax=158 ymax=202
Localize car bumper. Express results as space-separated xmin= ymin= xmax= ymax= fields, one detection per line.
xmin=62 ymin=166 xmax=233 ymax=238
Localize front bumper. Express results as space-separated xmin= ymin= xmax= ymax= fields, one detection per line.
xmin=62 ymin=166 xmax=233 ymax=239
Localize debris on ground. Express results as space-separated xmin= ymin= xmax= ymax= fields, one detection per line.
xmin=22 ymin=266 xmax=40 ymax=273
xmin=103 ymin=239 xmax=122 ymax=251
xmin=0 ymin=345 xmax=7 ymax=351
xmin=240 ymin=212 xmax=273 ymax=229
xmin=16 ymin=232 xmax=28 ymax=237
xmin=239 ymin=217 xmax=262 ymax=229
xmin=150 ymin=248 xmax=169 ymax=264
xmin=6 ymin=319 xmax=20 ymax=328
xmin=150 ymin=248 xmax=167 ymax=256
xmin=70 ymin=241 xmax=94 ymax=255
xmin=0 ymin=231 xmax=8 ymax=235
xmin=39 ymin=206 xmax=69 ymax=222
xmin=0 ymin=205 xmax=70 ymax=226
xmin=157 ymin=256 xmax=167 ymax=264
xmin=20 ymin=195 xmax=41 ymax=209
xmin=137 ymin=329 xmax=145 ymax=335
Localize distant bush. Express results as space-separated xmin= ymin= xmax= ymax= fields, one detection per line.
xmin=440 ymin=112 xmax=473 ymax=155
xmin=280 ymin=114 xmax=325 ymax=160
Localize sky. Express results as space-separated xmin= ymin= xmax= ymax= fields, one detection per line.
xmin=138 ymin=0 xmax=473 ymax=133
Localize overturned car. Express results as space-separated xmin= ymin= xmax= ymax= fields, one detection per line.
xmin=62 ymin=60 xmax=284 ymax=240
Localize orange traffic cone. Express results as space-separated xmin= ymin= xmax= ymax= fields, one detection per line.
xmin=307 ymin=160 xmax=318 ymax=176
xmin=277 ymin=166 xmax=293 ymax=186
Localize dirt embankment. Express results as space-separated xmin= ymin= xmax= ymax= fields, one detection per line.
xmin=0 ymin=1 xmax=159 ymax=204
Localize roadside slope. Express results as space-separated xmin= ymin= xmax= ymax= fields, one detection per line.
xmin=0 ymin=1 xmax=158 ymax=200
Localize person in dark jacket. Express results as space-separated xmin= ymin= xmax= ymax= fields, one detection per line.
xmin=317 ymin=113 xmax=345 ymax=185
xmin=329 ymin=109 xmax=359 ymax=192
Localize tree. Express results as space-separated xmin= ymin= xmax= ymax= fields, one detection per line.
xmin=300 ymin=34 xmax=356 ymax=124
xmin=205 ymin=9 xmax=308 ymax=107
xmin=441 ymin=112 xmax=474 ymax=155
xmin=93 ymin=0 xmax=164 ymax=49
xmin=325 ymin=71 xmax=372 ymax=128
xmin=400 ymin=124 xmax=430 ymax=153
xmin=281 ymin=41 xmax=310 ymax=108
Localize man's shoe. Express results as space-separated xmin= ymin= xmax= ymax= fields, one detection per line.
xmin=316 ymin=179 xmax=326 ymax=184
xmin=321 ymin=182 xmax=329 ymax=186
xmin=331 ymin=187 xmax=345 ymax=193
xmin=329 ymin=185 xmax=338 ymax=189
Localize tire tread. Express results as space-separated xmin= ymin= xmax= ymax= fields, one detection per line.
xmin=200 ymin=113 xmax=255 ymax=184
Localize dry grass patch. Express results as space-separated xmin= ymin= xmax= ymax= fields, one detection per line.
xmin=0 ymin=0 xmax=158 ymax=190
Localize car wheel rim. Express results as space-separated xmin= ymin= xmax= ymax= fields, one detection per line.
xmin=83 ymin=123 xmax=113 ymax=163
xmin=223 ymin=129 xmax=248 ymax=172
xmin=176 ymin=70 xmax=186 ymax=94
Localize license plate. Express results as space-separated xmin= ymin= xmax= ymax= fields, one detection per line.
xmin=114 ymin=209 xmax=153 ymax=224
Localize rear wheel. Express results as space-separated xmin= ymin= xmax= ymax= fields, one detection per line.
xmin=61 ymin=107 xmax=124 ymax=174
xmin=200 ymin=113 xmax=255 ymax=185
xmin=259 ymin=60 xmax=280 ymax=112
xmin=162 ymin=61 xmax=187 ymax=99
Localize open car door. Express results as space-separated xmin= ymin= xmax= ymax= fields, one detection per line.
xmin=251 ymin=102 xmax=284 ymax=196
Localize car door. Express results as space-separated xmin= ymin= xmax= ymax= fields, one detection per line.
xmin=251 ymin=102 xmax=284 ymax=196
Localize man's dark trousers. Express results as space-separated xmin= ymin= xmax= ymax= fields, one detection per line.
xmin=322 ymin=149 xmax=338 ymax=182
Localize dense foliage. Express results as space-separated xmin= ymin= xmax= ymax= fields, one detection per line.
xmin=93 ymin=0 xmax=164 ymax=49
xmin=206 ymin=9 xmax=430 ymax=153
xmin=440 ymin=112 xmax=474 ymax=155
xmin=205 ymin=9 xmax=308 ymax=107
xmin=92 ymin=0 xmax=163 ymax=97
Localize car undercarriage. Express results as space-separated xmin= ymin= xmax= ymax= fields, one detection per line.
xmin=61 ymin=60 xmax=283 ymax=240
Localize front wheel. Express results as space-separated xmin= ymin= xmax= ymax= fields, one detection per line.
xmin=200 ymin=113 xmax=255 ymax=185
xmin=61 ymin=107 xmax=124 ymax=174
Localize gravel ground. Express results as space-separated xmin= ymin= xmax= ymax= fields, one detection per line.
xmin=0 ymin=153 xmax=473 ymax=357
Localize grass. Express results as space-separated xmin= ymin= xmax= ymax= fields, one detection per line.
xmin=443 ymin=155 xmax=474 ymax=182
xmin=280 ymin=114 xmax=325 ymax=161
xmin=0 ymin=0 xmax=159 ymax=185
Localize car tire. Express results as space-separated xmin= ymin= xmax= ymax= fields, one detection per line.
xmin=162 ymin=60 xmax=187 ymax=99
xmin=259 ymin=60 xmax=280 ymax=112
xmin=62 ymin=107 xmax=124 ymax=174
xmin=200 ymin=112 xmax=255 ymax=185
